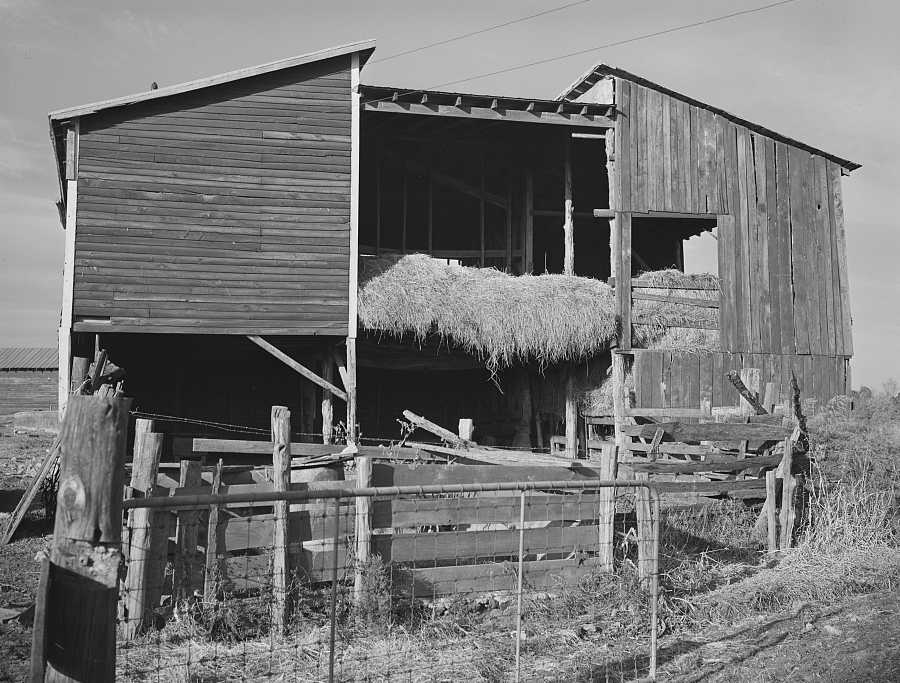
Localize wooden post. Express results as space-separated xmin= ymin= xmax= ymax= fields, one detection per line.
xmin=612 ymin=352 xmax=627 ymax=451
xmin=779 ymin=437 xmax=795 ymax=550
xmin=635 ymin=485 xmax=653 ymax=584
xmin=321 ymin=354 xmax=334 ymax=445
xmin=348 ymin=337 xmax=371 ymax=602
xmin=271 ymin=406 xmax=291 ymax=633
xmin=173 ymin=460 xmax=201 ymax=604
xmin=524 ymin=166 xmax=534 ymax=273
xmin=565 ymin=367 xmax=578 ymax=458
xmin=458 ymin=419 xmax=474 ymax=442
xmin=34 ymin=394 xmax=131 ymax=683
xmin=70 ymin=357 xmax=90 ymax=396
xmin=617 ymin=213 xmax=632 ymax=350
xmin=300 ymin=374 xmax=315 ymax=444
xmin=597 ymin=444 xmax=617 ymax=572
xmin=563 ymin=133 xmax=574 ymax=276
xmin=122 ymin=422 xmax=163 ymax=640
xmin=203 ymin=459 xmax=225 ymax=605
xmin=765 ymin=470 xmax=778 ymax=552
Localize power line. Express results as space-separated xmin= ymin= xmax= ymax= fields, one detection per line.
xmin=429 ymin=0 xmax=800 ymax=90
xmin=369 ymin=0 xmax=594 ymax=66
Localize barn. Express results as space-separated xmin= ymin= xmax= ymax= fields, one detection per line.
xmin=0 ymin=348 xmax=59 ymax=416
xmin=47 ymin=39 xmax=858 ymax=456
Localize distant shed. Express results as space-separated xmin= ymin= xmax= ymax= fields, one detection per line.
xmin=0 ymin=348 xmax=58 ymax=415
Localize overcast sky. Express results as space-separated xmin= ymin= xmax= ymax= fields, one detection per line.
xmin=1 ymin=0 xmax=897 ymax=390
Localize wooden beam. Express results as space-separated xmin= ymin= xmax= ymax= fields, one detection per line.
xmin=616 ymin=212 xmax=632 ymax=349
xmin=563 ymin=133 xmax=574 ymax=275
xmin=247 ymin=336 xmax=348 ymax=401
xmin=362 ymin=99 xmax=615 ymax=128
xmin=321 ymin=354 xmax=334 ymax=445
xmin=525 ymin=166 xmax=534 ymax=273
xmin=403 ymin=410 xmax=477 ymax=448
xmin=631 ymin=292 xmax=720 ymax=308
xmin=349 ymin=51 xmax=361 ymax=338
xmin=565 ymin=368 xmax=578 ymax=458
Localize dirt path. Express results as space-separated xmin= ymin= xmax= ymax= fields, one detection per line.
xmin=661 ymin=589 xmax=900 ymax=682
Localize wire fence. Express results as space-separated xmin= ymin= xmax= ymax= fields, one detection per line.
xmin=118 ymin=480 xmax=660 ymax=682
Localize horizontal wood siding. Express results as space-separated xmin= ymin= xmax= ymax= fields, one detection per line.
xmin=619 ymin=79 xmax=853 ymax=357
xmin=73 ymin=57 xmax=353 ymax=334
xmin=0 ymin=371 xmax=59 ymax=414
xmin=631 ymin=350 xmax=849 ymax=412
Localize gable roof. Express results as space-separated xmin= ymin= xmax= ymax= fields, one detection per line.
xmin=0 ymin=348 xmax=58 ymax=370
xmin=558 ymin=62 xmax=860 ymax=172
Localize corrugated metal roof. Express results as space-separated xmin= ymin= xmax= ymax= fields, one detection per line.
xmin=0 ymin=348 xmax=58 ymax=370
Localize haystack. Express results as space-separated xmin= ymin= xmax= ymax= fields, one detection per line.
xmin=359 ymin=254 xmax=618 ymax=372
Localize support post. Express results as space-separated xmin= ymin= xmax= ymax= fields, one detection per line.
xmin=122 ymin=421 xmax=163 ymax=640
xmin=34 ymin=394 xmax=130 ymax=683
xmin=739 ymin=368 xmax=761 ymax=416
xmin=70 ymin=357 xmax=90 ymax=396
xmin=321 ymin=354 xmax=334 ymax=445
xmin=565 ymin=367 xmax=578 ymax=458
xmin=173 ymin=460 xmax=201 ymax=604
xmin=597 ymin=444 xmax=617 ymax=572
xmin=271 ymin=406 xmax=291 ymax=633
xmin=563 ymin=133 xmax=574 ymax=276
xmin=524 ymin=166 xmax=534 ymax=273
xmin=349 ymin=336 xmax=371 ymax=602
xmin=615 ymin=213 xmax=633 ymax=350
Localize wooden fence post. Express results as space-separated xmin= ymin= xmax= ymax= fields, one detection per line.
xmin=271 ymin=406 xmax=291 ymax=634
xmin=122 ymin=421 xmax=163 ymax=640
xmin=204 ymin=459 xmax=225 ymax=605
xmin=779 ymin=437 xmax=795 ymax=549
xmin=597 ymin=444 xmax=617 ymax=572
xmin=173 ymin=460 xmax=201 ymax=604
xmin=765 ymin=470 xmax=778 ymax=552
xmin=31 ymin=394 xmax=131 ymax=683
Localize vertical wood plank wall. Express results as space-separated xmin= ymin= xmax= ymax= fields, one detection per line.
xmin=632 ymin=350 xmax=849 ymax=411
xmin=617 ymin=77 xmax=853 ymax=407
xmin=617 ymin=79 xmax=852 ymax=359
xmin=72 ymin=56 xmax=353 ymax=335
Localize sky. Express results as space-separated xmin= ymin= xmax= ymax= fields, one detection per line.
xmin=1 ymin=0 xmax=898 ymax=390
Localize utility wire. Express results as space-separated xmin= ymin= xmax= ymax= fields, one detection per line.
xmin=429 ymin=0 xmax=800 ymax=90
xmin=369 ymin=0 xmax=594 ymax=65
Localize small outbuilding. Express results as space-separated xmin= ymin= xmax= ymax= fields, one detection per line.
xmin=0 ymin=348 xmax=59 ymax=416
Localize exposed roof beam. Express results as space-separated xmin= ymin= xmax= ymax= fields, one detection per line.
xmin=362 ymin=100 xmax=613 ymax=128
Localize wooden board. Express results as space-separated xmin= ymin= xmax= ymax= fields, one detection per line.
xmin=73 ymin=60 xmax=353 ymax=334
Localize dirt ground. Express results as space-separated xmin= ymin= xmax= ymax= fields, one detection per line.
xmin=0 ymin=414 xmax=898 ymax=682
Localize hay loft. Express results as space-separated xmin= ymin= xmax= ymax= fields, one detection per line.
xmin=358 ymin=254 xmax=719 ymax=371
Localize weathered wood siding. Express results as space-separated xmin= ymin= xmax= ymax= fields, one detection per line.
xmin=617 ymin=78 xmax=853 ymax=358
xmin=0 ymin=371 xmax=59 ymax=414
xmin=632 ymin=350 xmax=849 ymax=411
xmin=73 ymin=56 xmax=353 ymax=335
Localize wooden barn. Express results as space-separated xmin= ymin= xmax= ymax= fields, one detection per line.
xmin=48 ymin=40 xmax=858 ymax=456
xmin=0 ymin=348 xmax=58 ymax=415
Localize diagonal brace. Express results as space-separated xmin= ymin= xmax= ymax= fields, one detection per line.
xmin=248 ymin=336 xmax=348 ymax=402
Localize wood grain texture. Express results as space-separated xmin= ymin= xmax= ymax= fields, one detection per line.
xmin=73 ymin=59 xmax=353 ymax=334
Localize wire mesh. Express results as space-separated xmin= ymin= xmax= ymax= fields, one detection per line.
xmin=117 ymin=479 xmax=659 ymax=682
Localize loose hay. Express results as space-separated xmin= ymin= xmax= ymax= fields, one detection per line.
xmin=359 ymin=256 xmax=719 ymax=374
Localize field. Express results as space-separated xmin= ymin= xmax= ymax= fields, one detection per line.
xmin=1 ymin=391 xmax=899 ymax=682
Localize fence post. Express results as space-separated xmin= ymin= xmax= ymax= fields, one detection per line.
xmin=271 ymin=406 xmax=291 ymax=634
xmin=122 ymin=421 xmax=163 ymax=639
xmin=321 ymin=354 xmax=334 ymax=445
xmin=765 ymin=470 xmax=778 ymax=552
xmin=204 ymin=459 xmax=225 ymax=604
xmin=173 ymin=460 xmax=201 ymax=604
xmin=597 ymin=444 xmax=617 ymax=572
xmin=31 ymin=394 xmax=131 ymax=683
xmin=779 ymin=437 xmax=795 ymax=549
